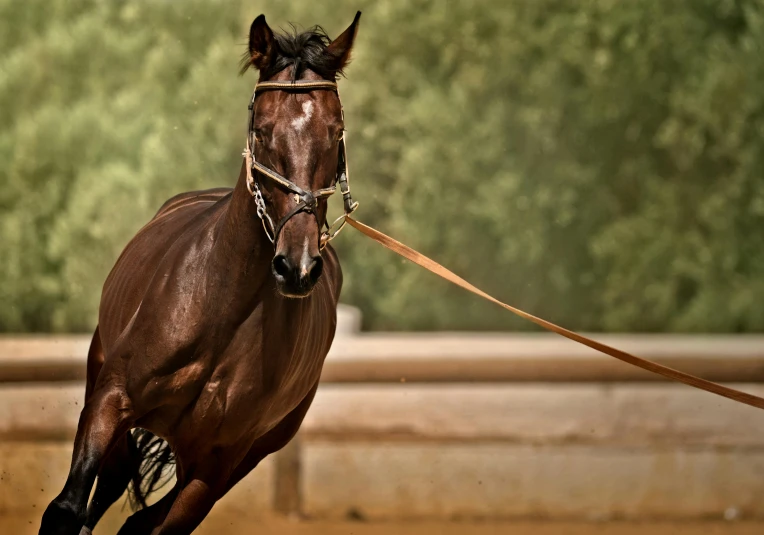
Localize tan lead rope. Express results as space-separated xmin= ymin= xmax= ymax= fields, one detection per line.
xmin=345 ymin=216 xmax=764 ymax=411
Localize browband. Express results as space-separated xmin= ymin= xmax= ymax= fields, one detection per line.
xmin=254 ymin=80 xmax=339 ymax=92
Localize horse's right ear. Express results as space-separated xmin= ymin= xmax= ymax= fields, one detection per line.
xmin=240 ymin=14 xmax=274 ymax=74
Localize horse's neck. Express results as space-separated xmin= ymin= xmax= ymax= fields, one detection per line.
xmin=208 ymin=159 xmax=274 ymax=308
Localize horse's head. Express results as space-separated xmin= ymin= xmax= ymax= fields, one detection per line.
xmin=242 ymin=12 xmax=360 ymax=298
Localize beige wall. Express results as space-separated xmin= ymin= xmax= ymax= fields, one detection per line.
xmin=2 ymin=330 xmax=764 ymax=522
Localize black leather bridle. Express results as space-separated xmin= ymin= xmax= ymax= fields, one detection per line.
xmin=243 ymin=79 xmax=358 ymax=250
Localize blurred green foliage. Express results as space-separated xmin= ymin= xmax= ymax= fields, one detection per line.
xmin=1 ymin=0 xmax=764 ymax=332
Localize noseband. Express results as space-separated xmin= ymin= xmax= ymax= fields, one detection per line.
xmin=243 ymin=80 xmax=358 ymax=250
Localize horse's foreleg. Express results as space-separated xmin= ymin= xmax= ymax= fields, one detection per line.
xmin=155 ymin=479 xmax=220 ymax=535
xmin=116 ymin=483 xmax=180 ymax=535
xmin=74 ymin=327 xmax=139 ymax=530
xmin=39 ymin=387 xmax=133 ymax=535
xmin=83 ymin=431 xmax=140 ymax=530
xmin=150 ymin=456 xmax=238 ymax=535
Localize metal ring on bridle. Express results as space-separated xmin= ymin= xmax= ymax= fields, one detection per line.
xmin=243 ymin=79 xmax=357 ymax=250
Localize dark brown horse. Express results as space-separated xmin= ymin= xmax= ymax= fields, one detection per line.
xmin=40 ymin=12 xmax=361 ymax=535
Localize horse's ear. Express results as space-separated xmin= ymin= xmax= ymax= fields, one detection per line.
xmin=241 ymin=14 xmax=274 ymax=74
xmin=326 ymin=11 xmax=361 ymax=73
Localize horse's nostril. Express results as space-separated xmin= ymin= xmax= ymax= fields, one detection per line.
xmin=272 ymin=255 xmax=291 ymax=279
xmin=308 ymin=256 xmax=323 ymax=284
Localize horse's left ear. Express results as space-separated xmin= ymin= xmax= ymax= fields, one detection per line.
xmin=326 ymin=11 xmax=361 ymax=73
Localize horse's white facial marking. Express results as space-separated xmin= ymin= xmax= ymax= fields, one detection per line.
xmin=300 ymin=235 xmax=311 ymax=276
xmin=291 ymin=101 xmax=313 ymax=132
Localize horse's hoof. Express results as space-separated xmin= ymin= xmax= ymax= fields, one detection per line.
xmin=39 ymin=501 xmax=84 ymax=535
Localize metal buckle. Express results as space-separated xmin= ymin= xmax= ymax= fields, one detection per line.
xmin=320 ymin=200 xmax=359 ymax=250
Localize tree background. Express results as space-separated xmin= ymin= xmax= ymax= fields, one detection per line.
xmin=1 ymin=0 xmax=763 ymax=333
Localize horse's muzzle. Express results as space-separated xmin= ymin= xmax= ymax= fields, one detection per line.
xmin=272 ymin=253 xmax=324 ymax=297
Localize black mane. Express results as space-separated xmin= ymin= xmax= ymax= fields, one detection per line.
xmin=240 ymin=25 xmax=345 ymax=80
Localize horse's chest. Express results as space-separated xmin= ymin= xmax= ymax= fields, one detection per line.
xmin=256 ymin=328 xmax=327 ymax=403
xmin=199 ymin=308 xmax=334 ymax=442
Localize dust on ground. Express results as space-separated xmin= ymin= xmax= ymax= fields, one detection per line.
xmin=7 ymin=514 xmax=762 ymax=535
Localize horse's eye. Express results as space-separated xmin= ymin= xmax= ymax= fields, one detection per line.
xmin=336 ymin=129 xmax=345 ymax=142
xmin=254 ymin=129 xmax=264 ymax=143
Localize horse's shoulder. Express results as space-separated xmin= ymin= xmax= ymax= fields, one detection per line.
xmin=100 ymin=188 xmax=232 ymax=340
xmin=109 ymin=187 xmax=232 ymax=279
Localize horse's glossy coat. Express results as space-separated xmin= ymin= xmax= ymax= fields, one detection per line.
xmin=40 ymin=12 xmax=361 ymax=535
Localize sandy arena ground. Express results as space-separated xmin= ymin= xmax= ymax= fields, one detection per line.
xmin=5 ymin=514 xmax=763 ymax=535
